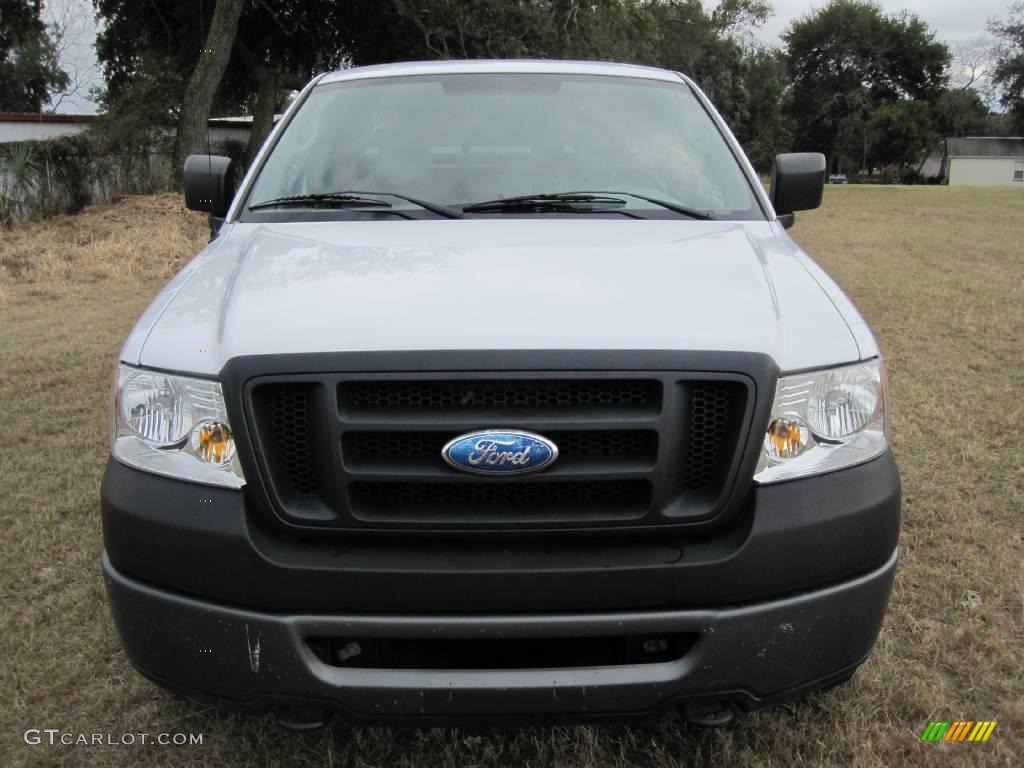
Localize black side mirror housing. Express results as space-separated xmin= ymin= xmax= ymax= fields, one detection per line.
xmin=183 ymin=154 xmax=237 ymax=218
xmin=769 ymin=153 xmax=826 ymax=228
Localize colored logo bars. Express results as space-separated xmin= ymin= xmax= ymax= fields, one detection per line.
xmin=920 ymin=721 xmax=997 ymax=743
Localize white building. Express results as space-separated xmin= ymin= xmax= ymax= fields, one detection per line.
xmin=0 ymin=112 xmax=97 ymax=142
xmin=206 ymin=116 xmax=275 ymax=148
xmin=0 ymin=113 xmax=266 ymax=149
xmin=944 ymin=137 xmax=1024 ymax=187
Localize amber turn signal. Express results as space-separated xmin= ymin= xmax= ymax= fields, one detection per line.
xmin=765 ymin=417 xmax=809 ymax=460
xmin=191 ymin=421 xmax=235 ymax=464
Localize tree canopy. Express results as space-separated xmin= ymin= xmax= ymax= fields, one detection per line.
xmin=991 ymin=2 xmax=1024 ymax=134
xmin=91 ymin=0 xmax=1009 ymax=181
xmin=0 ymin=0 xmax=69 ymax=112
xmin=783 ymin=0 xmax=950 ymax=173
xmin=94 ymin=0 xmax=782 ymax=166
xmin=94 ymin=0 xmax=352 ymax=160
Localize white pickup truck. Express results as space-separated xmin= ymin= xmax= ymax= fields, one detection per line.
xmin=102 ymin=60 xmax=900 ymax=729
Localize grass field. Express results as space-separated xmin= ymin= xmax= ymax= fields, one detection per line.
xmin=1 ymin=186 xmax=1022 ymax=767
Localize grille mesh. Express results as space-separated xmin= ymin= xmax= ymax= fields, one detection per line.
xmin=347 ymin=430 xmax=655 ymax=461
xmin=341 ymin=380 xmax=657 ymax=410
xmin=684 ymin=383 xmax=737 ymax=491
xmin=265 ymin=384 xmax=317 ymax=495
xmin=553 ymin=431 xmax=653 ymax=458
xmin=350 ymin=480 xmax=650 ymax=512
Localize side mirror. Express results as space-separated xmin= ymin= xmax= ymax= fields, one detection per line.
xmin=769 ymin=153 xmax=826 ymax=228
xmin=183 ymin=154 xmax=237 ymax=218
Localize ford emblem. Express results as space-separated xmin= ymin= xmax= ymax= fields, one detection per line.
xmin=442 ymin=430 xmax=559 ymax=476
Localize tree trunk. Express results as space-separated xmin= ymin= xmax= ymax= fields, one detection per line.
xmin=245 ymin=67 xmax=279 ymax=168
xmin=173 ymin=0 xmax=247 ymax=175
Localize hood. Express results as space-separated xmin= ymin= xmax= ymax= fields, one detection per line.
xmin=126 ymin=219 xmax=862 ymax=376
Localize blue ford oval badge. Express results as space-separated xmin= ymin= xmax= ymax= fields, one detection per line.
xmin=442 ymin=430 xmax=558 ymax=476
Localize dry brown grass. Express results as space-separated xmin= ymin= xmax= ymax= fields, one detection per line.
xmin=0 ymin=194 xmax=206 ymax=290
xmin=0 ymin=187 xmax=1021 ymax=767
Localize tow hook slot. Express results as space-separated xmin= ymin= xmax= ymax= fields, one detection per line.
xmin=683 ymin=700 xmax=737 ymax=728
xmin=274 ymin=705 xmax=331 ymax=732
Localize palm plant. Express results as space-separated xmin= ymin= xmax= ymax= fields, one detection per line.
xmin=0 ymin=143 xmax=41 ymax=226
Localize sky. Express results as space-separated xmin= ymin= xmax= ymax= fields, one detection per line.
xmin=43 ymin=0 xmax=1015 ymax=115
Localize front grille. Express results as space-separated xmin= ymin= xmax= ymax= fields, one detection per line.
xmin=341 ymin=379 xmax=658 ymax=412
xmin=248 ymin=370 xmax=752 ymax=532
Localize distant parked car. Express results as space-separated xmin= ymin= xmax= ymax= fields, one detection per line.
xmin=829 ymin=173 xmax=849 ymax=184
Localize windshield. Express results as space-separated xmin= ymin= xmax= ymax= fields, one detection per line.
xmin=243 ymin=73 xmax=762 ymax=220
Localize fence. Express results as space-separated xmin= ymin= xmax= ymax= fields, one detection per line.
xmin=0 ymin=123 xmax=250 ymax=226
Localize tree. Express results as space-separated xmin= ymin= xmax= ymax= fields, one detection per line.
xmin=783 ymin=0 xmax=950 ymax=173
xmin=375 ymin=0 xmax=667 ymax=63
xmin=613 ymin=0 xmax=772 ymax=126
xmin=95 ymin=0 xmax=354 ymax=167
xmin=733 ymin=46 xmax=794 ymax=171
xmin=362 ymin=0 xmax=774 ymax=132
xmin=94 ymin=0 xmax=782 ymax=173
xmin=231 ymin=2 xmax=357 ymax=164
xmin=94 ymin=0 xmax=226 ymax=154
xmin=0 ymin=0 xmax=69 ymax=111
xmin=950 ymin=37 xmax=999 ymax=103
xmin=991 ymin=3 xmax=1024 ymax=133
xmin=173 ymin=0 xmax=246 ymax=172
xmin=931 ymin=88 xmax=990 ymax=139
xmin=867 ymin=100 xmax=934 ymax=170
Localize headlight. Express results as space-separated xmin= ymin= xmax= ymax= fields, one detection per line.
xmin=754 ymin=359 xmax=888 ymax=484
xmin=111 ymin=365 xmax=245 ymax=488
xmin=119 ymin=372 xmax=192 ymax=446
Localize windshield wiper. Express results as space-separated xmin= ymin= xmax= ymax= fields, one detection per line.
xmin=570 ymin=191 xmax=714 ymax=220
xmin=461 ymin=193 xmax=630 ymax=214
xmin=249 ymin=191 xmax=461 ymax=219
xmin=462 ymin=191 xmax=713 ymax=219
xmin=349 ymin=191 xmax=461 ymax=219
xmin=249 ymin=193 xmax=393 ymax=211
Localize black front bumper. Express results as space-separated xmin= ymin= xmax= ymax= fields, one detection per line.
xmin=101 ymin=452 xmax=900 ymax=722
xmin=103 ymin=548 xmax=896 ymax=722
